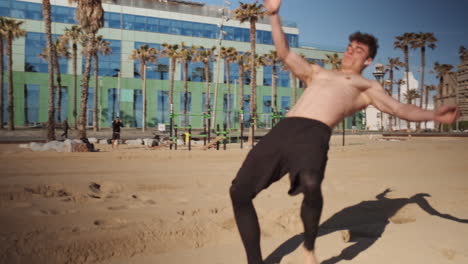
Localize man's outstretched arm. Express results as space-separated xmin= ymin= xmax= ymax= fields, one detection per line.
xmin=364 ymin=81 xmax=460 ymax=124
xmin=264 ymin=0 xmax=317 ymax=85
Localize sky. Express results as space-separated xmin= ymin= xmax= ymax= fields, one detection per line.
xmin=198 ymin=0 xmax=468 ymax=89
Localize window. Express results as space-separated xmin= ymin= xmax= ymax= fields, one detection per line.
xmin=24 ymin=84 xmax=40 ymax=125
xmin=83 ymin=39 xmax=121 ymax=76
xmin=25 ymin=2 xmax=42 ymax=20
xmin=123 ymin=14 xmax=135 ymax=30
xmin=54 ymin=87 xmax=68 ymax=122
xmin=105 ymin=12 xmax=121 ymax=29
xmin=107 ymin=88 xmax=119 ymax=124
xmin=281 ymin=96 xmax=290 ymax=115
xmin=134 ymin=42 xmax=169 ymax=80
xmin=169 ymin=20 xmax=182 ymax=35
xmin=223 ymin=93 xmax=234 ymax=126
xmin=202 ymin=92 xmax=213 ymax=114
xmin=159 ymin=18 xmax=170 ymax=33
xmin=0 ymin=0 xmax=10 ymax=17
xmin=181 ymin=21 xmax=193 ymax=36
xmin=192 ymin=22 xmax=204 ymax=37
xmin=26 ymin=33 xmax=68 ymax=74
xmin=52 ymin=5 xmax=75 ymax=24
xmin=146 ymin=17 xmax=159 ymax=32
xmin=134 ymin=15 xmax=146 ymax=31
xmin=11 ymin=1 xmax=26 ymax=19
xmin=134 ymin=89 xmax=142 ymax=127
xmin=263 ymin=64 xmax=290 ymax=87
xmin=157 ymin=90 xmax=169 ymax=124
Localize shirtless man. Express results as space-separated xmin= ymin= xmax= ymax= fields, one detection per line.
xmin=229 ymin=0 xmax=460 ymax=264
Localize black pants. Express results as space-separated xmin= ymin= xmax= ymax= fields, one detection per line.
xmin=229 ymin=117 xmax=331 ymax=264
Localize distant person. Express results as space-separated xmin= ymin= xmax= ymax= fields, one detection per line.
xmin=61 ymin=119 xmax=70 ymax=139
xmin=111 ymin=117 xmax=124 ymax=149
xmin=229 ymin=1 xmax=460 ymax=264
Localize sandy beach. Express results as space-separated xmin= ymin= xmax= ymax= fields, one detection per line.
xmin=0 ymin=135 xmax=468 ymax=264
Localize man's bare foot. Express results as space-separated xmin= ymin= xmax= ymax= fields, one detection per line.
xmin=303 ymin=247 xmax=319 ymax=264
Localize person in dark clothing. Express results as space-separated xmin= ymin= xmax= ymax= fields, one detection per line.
xmin=61 ymin=119 xmax=70 ymax=139
xmin=111 ymin=117 xmax=124 ymax=149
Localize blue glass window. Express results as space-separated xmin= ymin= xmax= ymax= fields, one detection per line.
xmin=107 ymin=88 xmax=119 ymax=123
xmin=243 ymin=94 xmax=251 ymax=128
xmin=54 ymin=87 xmax=68 ymax=121
xmin=104 ymin=12 xmax=121 ymax=29
xmin=25 ymin=2 xmax=42 ymax=20
xmin=134 ymin=15 xmax=146 ymax=31
xmin=223 ymin=93 xmax=234 ymax=126
xmin=179 ymin=92 xmax=192 ymax=112
xmin=263 ymin=64 xmax=290 ymax=87
xmin=11 ymin=1 xmax=26 ymax=19
xmin=203 ymin=24 xmax=217 ymax=39
xmin=181 ymin=21 xmax=192 ymax=36
xmin=262 ymin=95 xmax=272 ymax=114
xmin=83 ymin=38 xmax=121 ymax=76
xmin=0 ymin=0 xmax=10 ymax=17
xmin=52 ymin=5 xmax=75 ymax=24
xmin=157 ymin=90 xmax=169 ymax=124
xmin=224 ymin=26 xmax=235 ymax=41
xmin=192 ymin=23 xmax=204 ymax=37
xmin=286 ymin=34 xmax=299 ymax=48
xmin=123 ymin=14 xmax=135 ymax=30
xmin=24 ymin=84 xmax=39 ymax=125
xmin=281 ymin=96 xmax=290 ymax=115
xmin=146 ymin=17 xmax=159 ymax=32
xmin=134 ymin=42 xmax=169 ymax=80
xmin=159 ymin=18 xmax=170 ymax=33
xmin=87 ymin=87 xmax=94 ymax=126
xmin=26 ymin=33 xmax=68 ymax=74
xmin=202 ymin=92 xmax=213 ymax=114
xmin=169 ymin=20 xmax=182 ymax=35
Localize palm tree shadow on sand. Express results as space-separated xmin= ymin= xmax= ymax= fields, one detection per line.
xmin=264 ymin=188 xmax=468 ymax=264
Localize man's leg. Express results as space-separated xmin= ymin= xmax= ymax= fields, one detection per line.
xmin=299 ymin=170 xmax=323 ymax=264
xmin=230 ymin=183 xmax=263 ymax=264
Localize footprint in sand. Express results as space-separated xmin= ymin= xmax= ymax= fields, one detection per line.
xmin=32 ymin=208 xmax=79 ymax=216
xmin=440 ymin=248 xmax=457 ymax=260
xmin=93 ymin=218 xmax=127 ymax=228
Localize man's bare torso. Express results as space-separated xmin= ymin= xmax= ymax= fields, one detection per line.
xmin=286 ymin=66 xmax=374 ymax=128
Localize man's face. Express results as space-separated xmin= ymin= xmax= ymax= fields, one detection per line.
xmin=341 ymin=41 xmax=372 ymax=72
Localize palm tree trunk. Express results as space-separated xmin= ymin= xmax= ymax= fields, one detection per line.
xmin=226 ymin=61 xmax=231 ymax=129
xmin=93 ymin=53 xmax=99 ymax=131
xmin=204 ymin=62 xmax=210 ymax=128
xmin=397 ymin=85 xmax=401 ymax=130
xmin=6 ymin=34 xmax=14 ymax=131
xmin=248 ymin=19 xmax=257 ymax=146
xmin=404 ymin=48 xmax=410 ymax=130
xmin=389 ymin=69 xmax=394 ymax=131
xmin=43 ymin=0 xmax=55 ymax=140
xmin=72 ymin=42 xmax=78 ymax=129
xmin=54 ymin=49 xmax=63 ymax=123
xmin=420 ymin=47 xmax=426 ymax=129
xmin=141 ymin=62 xmax=146 ymax=132
xmin=0 ymin=37 xmax=4 ymax=129
xmin=183 ymin=61 xmax=188 ymax=127
xmin=79 ymin=33 xmax=94 ymax=139
xmin=239 ymin=66 xmax=245 ymax=127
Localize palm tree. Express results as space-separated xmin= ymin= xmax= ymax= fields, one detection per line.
xmin=394 ymin=33 xmax=415 ymax=106
xmin=0 ymin=18 xmax=7 ymax=129
xmin=404 ymin=89 xmax=420 ymax=130
xmin=160 ymin=43 xmax=180 ymax=132
xmin=433 ymin=62 xmax=454 ymax=100
xmin=92 ymin=35 xmax=111 ymax=131
xmin=40 ymin=38 xmax=71 ymax=124
xmin=2 ymin=18 xmax=26 ymax=131
xmin=178 ymin=42 xmax=196 ymax=127
xmin=69 ymin=0 xmax=104 ymax=138
xmin=62 ymin=25 xmax=82 ymax=129
xmin=234 ymin=1 xmax=266 ymax=145
xmin=219 ymin=46 xmax=237 ymax=129
xmin=459 ymin=46 xmax=467 ymax=61
xmin=395 ymin=78 xmax=405 ymax=129
xmin=236 ymin=52 xmax=250 ymax=133
xmin=263 ymin=50 xmax=281 ymax=126
xmin=43 ymin=0 xmax=56 ymax=140
xmin=410 ymin=32 xmax=437 ymax=130
xmin=193 ymin=45 xmax=217 ymax=128
xmin=325 ymin=53 xmax=341 ymax=70
xmin=248 ymin=53 xmax=267 ymax=127
xmin=129 ymin=44 xmax=157 ymax=132
xmin=385 ymin=57 xmax=405 ymax=130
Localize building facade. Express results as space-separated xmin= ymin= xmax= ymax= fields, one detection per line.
xmin=1 ymin=0 xmax=349 ymax=130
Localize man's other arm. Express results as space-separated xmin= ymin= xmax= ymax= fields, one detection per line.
xmin=364 ymin=80 xmax=459 ymax=124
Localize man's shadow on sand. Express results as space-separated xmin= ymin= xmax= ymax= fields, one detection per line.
xmin=264 ymin=188 xmax=468 ymax=264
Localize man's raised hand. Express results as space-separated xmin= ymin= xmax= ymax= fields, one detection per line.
xmin=434 ymin=105 xmax=460 ymax=124
xmin=263 ymin=0 xmax=281 ymax=15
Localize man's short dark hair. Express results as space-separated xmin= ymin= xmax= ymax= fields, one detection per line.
xmin=349 ymin=31 xmax=379 ymax=60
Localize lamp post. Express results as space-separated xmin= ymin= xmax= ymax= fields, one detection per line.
xmin=211 ymin=0 xmax=231 ymax=129
xmin=372 ymin=63 xmax=386 ymax=131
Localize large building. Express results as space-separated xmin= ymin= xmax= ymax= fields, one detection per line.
xmin=1 ymin=0 xmax=347 ymax=130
